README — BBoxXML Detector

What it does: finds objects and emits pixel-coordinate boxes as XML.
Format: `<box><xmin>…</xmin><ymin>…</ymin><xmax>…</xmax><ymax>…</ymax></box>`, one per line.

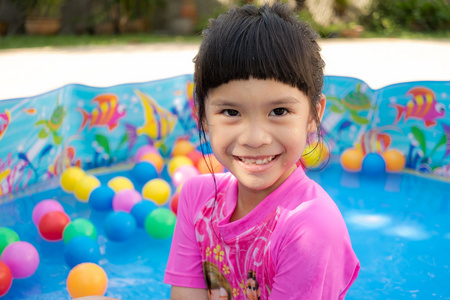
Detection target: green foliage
<box><xmin>361</xmin><ymin>0</ymin><xmax>450</xmax><ymax>34</ymax></box>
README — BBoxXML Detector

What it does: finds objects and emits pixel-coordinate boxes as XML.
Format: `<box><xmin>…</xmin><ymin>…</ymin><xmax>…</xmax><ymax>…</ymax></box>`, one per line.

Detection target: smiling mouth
<box><xmin>237</xmin><ymin>155</ymin><xmax>277</xmax><ymax>165</ymax></box>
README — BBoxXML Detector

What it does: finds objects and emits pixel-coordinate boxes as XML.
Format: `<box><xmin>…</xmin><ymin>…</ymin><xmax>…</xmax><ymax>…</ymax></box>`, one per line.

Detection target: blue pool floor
<box><xmin>0</xmin><ymin>162</ymin><xmax>449</xmax><ymax>299</ymax></box>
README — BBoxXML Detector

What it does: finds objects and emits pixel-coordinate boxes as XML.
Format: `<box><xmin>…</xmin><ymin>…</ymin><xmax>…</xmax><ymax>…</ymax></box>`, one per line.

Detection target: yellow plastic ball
<box><xmin>61</xmin><ymin>167</ymin><xmax>86</xmax><ymax>193</ymax></box>
<box><xmin>172</xmin><ymin>140</ymin><xmax>195</xmax><ymax>157</ymax></box>
<box><xmin>383</xmin><ymin>149</ymin><xmax>406</xmax><ymax>172</ymax></box>
<box><xmin>107</xmin><ymin>176</ymin><xmax>134</xmax><ymax>193</ymax></box>
<box><xmin>142</xmin><ymin>178</ymin><xmax>171</xmax><ymax>206</ymax></box>
<box><xmin>66</xmin><ymin>263</ymin><xmax>108</xmax><ymax>298</ymax></box>
<box><xmin>74</xmin><ymin>175</ymin><xmax>100</xmax><ymax>202</ymax></box>
<box><xmin>167</xmin><ymin>156</ymin><xmax>194</xmax><ymax>175</ymax></box>
<box><xmin>340</xmin><ymin>148</ymin><xmax>364</xmax><ymax>172</ymax></box>
<box><xmin>301</xmin><ymin>143</ymin><xmax>329</xmax><ymax>168</ymax></box>
<box><xmin>140</xmin><ymin>152</ymin><xmax>164</xmax><ymax>172</ymax></box>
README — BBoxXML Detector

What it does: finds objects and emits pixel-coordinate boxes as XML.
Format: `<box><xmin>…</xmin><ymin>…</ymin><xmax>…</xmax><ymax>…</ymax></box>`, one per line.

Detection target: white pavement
<box><xmin>0</xmin><ymin>38</ymin><xmax>449</xmax><ymax>100</ymax></box>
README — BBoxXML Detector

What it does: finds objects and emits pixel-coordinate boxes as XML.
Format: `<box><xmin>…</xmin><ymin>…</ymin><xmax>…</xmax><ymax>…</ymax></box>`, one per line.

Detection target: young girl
<box><xmin>164</xmin><ymin>3</ymin><xmax>359</xmax><ymax>300</ymax></box>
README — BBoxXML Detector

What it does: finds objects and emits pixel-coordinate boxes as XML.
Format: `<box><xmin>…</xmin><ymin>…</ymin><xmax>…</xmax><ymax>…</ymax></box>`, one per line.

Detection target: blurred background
<box><xmin>0</xmin><ymin>0</ymin><xmax>449</xmax><ymax>49</ymax></box>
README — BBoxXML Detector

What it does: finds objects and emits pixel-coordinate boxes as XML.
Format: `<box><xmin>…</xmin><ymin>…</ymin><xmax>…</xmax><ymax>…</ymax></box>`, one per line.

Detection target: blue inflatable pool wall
<box><xmin>0</xmin><ymin>75</ymin><xmax>449</xmax><ymax>199</ymax></box>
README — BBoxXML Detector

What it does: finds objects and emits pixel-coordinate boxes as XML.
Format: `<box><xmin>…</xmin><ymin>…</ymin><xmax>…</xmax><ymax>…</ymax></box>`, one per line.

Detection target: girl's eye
<box><xmin>222</xmin><ymin>109</ymin><xmax>240</xmax><ymax>116</ymax></box>
<box><xmin>270</xmin><ymin>108</ymin><xmax>288</xmax><ymax>116</ymax></box>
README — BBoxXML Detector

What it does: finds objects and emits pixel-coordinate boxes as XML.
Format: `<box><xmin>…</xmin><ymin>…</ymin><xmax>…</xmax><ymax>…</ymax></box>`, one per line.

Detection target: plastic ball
<box><xmin>0</xmin><ymin>261</ymin><xmax>13</xmax><ymax>297</ymax></box>
<box><xmin>197</xmin><ymin>154</ymin><xmax>224</xmax><ymax>174</ymax></box>
<box><xmin>186</xmin><ymin>150</ymin><xmax>203</xmax><ymax>166</ymax></box>
<box><xmin>140</xmin><ymin>152</ymin><xmax>164</xmax><ymax>172</ymax></box>
<box><xmin>301</xmin><ymin>143</ymin><xmax>329</xmax><ymax>168</ymax></box>
<box><xmin>89</xmin><ymin>185</ymin><xmax>115</xmax><ymax>211</ymax></box>
<box><xmin>64</xmin><ymin>236</ymin><xmax>101</xmax><ymax>268</ymax></box>
<box><xmin>103</xmin><ymin>212</ymin><xmax>137</xmax><ymax>242</ymax></box>
<box><xmin>130</xmin><ymin>200</ymin><xmax>157</xmax><ymax>228</ymax></box>
<box><xmin>130</xmin><ymin>161</ymin><xmax>159</xmax><ymax>184</ymax></box>
<box><xmin>38</xmin><ymin>211</ymin><xmax>70</xmax><ymax>242</ymax></box>
<box><xmin>0</xmin><ymin>241</ymin><xmax>39</xmax><ymax>279</ymax></box>
<box><xmin>66</xmin><ymin>263</ymin><xmax>108</xmax><ymax>298</ymax></box>
<box><xmin>107</xmin><ymin>176</ymin><xmax>134</xmax><ymax>193</ymax></box>
<box><xmin>0</xmin><ymin>228</ymin><xmax>19</xmax><ymax>255</ymax></box>
<box><xmin>383</xmin><ymin>149</ymin><xmax>406</xmax><ymax>172</ymax></box>
<box><xmin>361</xmin><ymin>153</ymin><xmax>386</xmax><ymax>176</ymax></box>
<box><xmin>32</xmin><ymin>199</ymin><xmax>65</xmax><ymax>227</ymax></box>
<box><xmin>142</xmin><ymin>179</ymin><xmax>171</xmax><ymax>206</ymax></box>
<box><xmin>74</xmin><ymin>175</ymin><xmax>101</xmax><ymax>202</ymax></box>
<box><xmin>172</xmin><ymin>139</ymin><xmax>195</xmax><ymax>157</ymax></box>
<box><xmin>340</xmin><ymin>148</ymin><xmax>364</xmax><ymax>172</ymax></box>
<box><xmin>112</xmin><ymin>189</ymin><xmax>142</xmax><ymax>213</ymax></box>
<box><xmin>60</xmin><ymin>166</ymin><xmax>86</xmax><ymax>193</ymax></box>
<box><xmin>145</xmin><ymin>208</ymin><xmax>177</xmax><ymax>239</ymax></box>
<box><xmin>170</xmin><ymin>192</ymin><xmax>179</xmax><ymax>215</ymax></box>
<box><xmin>135</xmin><ymin>145</ymin><xmax>158</xmax><ymax>162</ymax></box>
<box><xmin>63</xmin><ymin>218</ymin><xmax>97</xmax><ymax>244</ymax></box>
<box><xmin>167</xmin><ymin>156</ymin><xmax>194</xmax><ymax>175</ymax></box>
<box><xmin>172</xmin><ymin>165</ymin><xmax>199</xmax><ymax>188</ymax></box>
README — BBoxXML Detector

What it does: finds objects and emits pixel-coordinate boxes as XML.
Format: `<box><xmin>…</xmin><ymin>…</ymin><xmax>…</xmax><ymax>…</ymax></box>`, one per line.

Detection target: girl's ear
<box><xmin>307</xmin><ymin>93</ymin><xmax>327</xmax><ymax>133</ymax></box>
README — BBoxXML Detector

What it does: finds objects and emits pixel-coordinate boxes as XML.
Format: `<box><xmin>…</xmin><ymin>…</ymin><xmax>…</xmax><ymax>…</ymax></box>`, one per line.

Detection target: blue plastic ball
<box><xmin>130</xmin><ymin>162</ymin><xmax>159</xmax><ymax>184</ymax></box>
<box><xmin>361</xmin><ymin>153</ymin><xmax>386</xmax><ymax>176</ymax></box>
<box><xmin>103</xmin><ymin>211</ymin><xmax>137</xmax><ymax>242</ymax></box>
<box><xmin>89</xmin><ymin>185</ymin><xmax>115</xmax><ymax>211</ymax></box>
<box><xmin>64</xmin><ymin>236</ymin><xmax>101</xmax><ymax>268</ymax></box>
<box><xmin>131</xmin><ymin>200</ymin><xmax>157</xmax><ymax>228</ymax></box>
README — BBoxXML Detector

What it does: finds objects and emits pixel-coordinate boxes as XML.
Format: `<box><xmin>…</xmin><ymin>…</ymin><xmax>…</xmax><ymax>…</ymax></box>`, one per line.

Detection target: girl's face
<box><xmin>204</xmin><ymin>78</ymin><xmax>325</xmax><ymax>200</ymax></box>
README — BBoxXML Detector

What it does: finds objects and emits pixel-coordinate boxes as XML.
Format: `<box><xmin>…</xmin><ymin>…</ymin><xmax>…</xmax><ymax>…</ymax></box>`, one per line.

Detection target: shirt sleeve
<box><xmin>163</xmin><ymin>178</ymin><xmax>207</xmax><ymax>288</ymax></box>
<box><xmin>269</xmin><ymin>198</ymin><xmax>360</xmax><ymax>300</ymax></box>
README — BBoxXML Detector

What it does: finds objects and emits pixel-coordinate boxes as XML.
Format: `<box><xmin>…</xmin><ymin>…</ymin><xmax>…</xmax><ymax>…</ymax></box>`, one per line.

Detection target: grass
<box><xmin>0</xmin><ymin>33</ymin><xmax>203</xmax><ymax>50</ymax></box>
<box><xmin>0</xmin><ymin>30</ymin><xmax>448</xmax><ymax>51</ymax></box>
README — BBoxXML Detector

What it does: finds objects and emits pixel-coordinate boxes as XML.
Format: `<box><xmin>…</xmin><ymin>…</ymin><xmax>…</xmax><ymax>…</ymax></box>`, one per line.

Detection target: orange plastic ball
<box><xmin>66</xmin><ymin>263</ymin><xmax>108</xmax><ymax>298</ymax></box>
<box><xmin>383</xmin><ymin>149</ymin><xmax>406</xmax><ymax>172</ymax></box>
<box><xmin>340</xmin><ymin>148</ymin><xmax>364</xmax><ymax>172</ymax></box>
<box><xmin>140</xmin><ymin>152</ymin><xmax>164</xmax><ymax>172</ymax></box>
<box><xmin>172</xmin><ymin>140</ymin><xmax>195</xmax><ymax>157</ymax></box>
<box><xmin>186</xmin><ymin>150</ymin><xmax>203</xmax><ymax>166</ymax></box>
<box><xmin>197</xmin><ymin>154</ymin><xmax>224</xmax><ymax>174</ymax></box>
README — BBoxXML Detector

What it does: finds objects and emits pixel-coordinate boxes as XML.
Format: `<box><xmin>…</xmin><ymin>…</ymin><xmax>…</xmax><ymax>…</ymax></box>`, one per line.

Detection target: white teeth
<box><xmin>239</xmin><ymin>156</ymin><xmax>276</xmax><ymax>165</ymax></box>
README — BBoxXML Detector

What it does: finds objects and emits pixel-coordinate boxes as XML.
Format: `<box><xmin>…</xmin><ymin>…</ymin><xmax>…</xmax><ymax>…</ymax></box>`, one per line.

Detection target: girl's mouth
<box><xmin>237</xmin><ymin>155</ymin><xmax>277</xmax><ymax>165</ymax></box>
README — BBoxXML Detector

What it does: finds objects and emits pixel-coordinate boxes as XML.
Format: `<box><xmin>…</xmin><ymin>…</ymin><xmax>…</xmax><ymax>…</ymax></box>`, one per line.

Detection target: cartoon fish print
<box><xmin>391</xmin><ymin>87</ymin><xmax>445</xmax><ymax>127</ymax></box>
<box><xmin>48</xmin><ymin>146</ymin><xmax>81</xmax><ymax>176</ymax></box>
<box><xmin>356</xmin><ymin>129</ymin><xmax>391</xmax><ymax>155</ymax></box>
<box><xmin>135</xmin><ymin>89</ymin><xmax>178</xmax><ymax>141</ymax></box>
<box><xmin>0</xmin><ymin>109</ymin><xmax>11</xmax><ymax>140</ymax></box>
<box><xmin>22</xmin><ymin>107</ymin><xmax>37</xmax><ymax>115</ymax></box>
<box><xmin>35</xmin><ymin>97</ymin><xmax>65</xmax><ymax>145</ymax></box>
<box><xmin>78</xmin><ymin>94</ymin><xmax>126</xmax><ymax>131</ymax></box>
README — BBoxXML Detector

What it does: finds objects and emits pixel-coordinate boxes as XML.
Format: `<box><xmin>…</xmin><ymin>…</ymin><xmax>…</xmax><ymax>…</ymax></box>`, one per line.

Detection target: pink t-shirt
<box><xmin>164</xmin><ymin>167</ymin><xmax>360</xmax><ymax>299</ymax></box>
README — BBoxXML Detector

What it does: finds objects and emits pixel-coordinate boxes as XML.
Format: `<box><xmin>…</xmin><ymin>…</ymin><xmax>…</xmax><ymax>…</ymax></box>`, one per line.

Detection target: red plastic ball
<box><xmin>38</xmin><ymin>211</ymin><xmax>71</xmax><ymax>241</ymax></box>
<box><xmin>0</xmin><ymin>261</ymin><xmax>13</xmax><ymax>297</ymax></box>
<box><xmin>170</xmin><ymin>193</ymin><xmax>179</xmax><ymax>216</ymax></box>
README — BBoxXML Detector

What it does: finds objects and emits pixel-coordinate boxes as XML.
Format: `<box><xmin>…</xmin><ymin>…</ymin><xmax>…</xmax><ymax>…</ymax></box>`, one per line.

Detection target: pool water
<box><xmin>0</xmin><ymin>163</ymin><xmax>449</xmax><ymax>299</ymax></box>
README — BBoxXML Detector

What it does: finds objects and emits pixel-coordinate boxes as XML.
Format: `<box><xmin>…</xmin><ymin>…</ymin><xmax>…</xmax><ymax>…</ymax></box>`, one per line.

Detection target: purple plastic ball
<box><xmin>32</xmin><ymin>199</ymin><xmax>64</xmax><ymax>227</ymax></box>
<box><xmin>112</xmin><ymin>189</ymin><xmax>142</xmax><ymax>213</ymax></box>
<box><xmin>0</xmin><ymin>241</ymin><xmax>39</xmax><ymax>279</ymax></box>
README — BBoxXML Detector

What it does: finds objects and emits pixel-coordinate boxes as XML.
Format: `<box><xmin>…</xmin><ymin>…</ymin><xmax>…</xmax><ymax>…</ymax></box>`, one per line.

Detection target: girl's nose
<box><xmin>238</xmin><ymin>120</ymin><xmax>272</xmax><ymax>148</ymax></box>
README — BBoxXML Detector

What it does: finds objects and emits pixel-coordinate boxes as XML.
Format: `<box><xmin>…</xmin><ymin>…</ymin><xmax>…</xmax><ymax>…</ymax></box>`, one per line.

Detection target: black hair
<box><xmin>194</xmin><ymin>2</ymin><xmax>325</xmax><ymax>151</ymax></box>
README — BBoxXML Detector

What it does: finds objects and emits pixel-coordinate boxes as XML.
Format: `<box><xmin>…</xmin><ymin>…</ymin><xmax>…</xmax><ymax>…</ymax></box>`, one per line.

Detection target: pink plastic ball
<box><xmin>112</xmin><ymin>189</ymin><xmax>143</xmax><ymax>213</ymax></box>
<box><xmin>0</xmin><ymin>241</ymin><xmax>39</xmax><ymax>279</ymax></box>
<box><xmin>135</xmin><ymin>145</ymin><xmax>158</xmax><ymax>162</ymax></box>
<box><xmin>172</xmin><ymin>165</ymin><xmax>199</xmax><ymax>188</ymax></box>
<box><xmin>32</xmin><ymin>199</ymin><xmax>65</xmax><ymax>227</ymax></box>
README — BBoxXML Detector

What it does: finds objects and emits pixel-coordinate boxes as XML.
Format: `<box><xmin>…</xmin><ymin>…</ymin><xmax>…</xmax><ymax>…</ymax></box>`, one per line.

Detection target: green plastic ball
<box><xmin>0</xmin><ymin>227</ymin><xmax>19</xmax><ymax>255</ymax></box>
<box><xmin>144</xmin><ymin>208</ymin><xmax>176</xmax><ymax>239</ymax></box>
<box><xmin>63</xmin><ymin>218</ymin><xmax>97</xmax><ymax>244</ymax></box>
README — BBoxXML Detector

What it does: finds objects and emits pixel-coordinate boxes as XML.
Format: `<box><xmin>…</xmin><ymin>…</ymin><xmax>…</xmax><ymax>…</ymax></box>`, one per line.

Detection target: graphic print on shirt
<box><xmin>203</xmin><ymin>261</ymin><xmax>232</xmax><ymax>300</ymax></box>
<box><xmin>194</xmin><ymin>189</ymin><xmax>279</xmax><ymax>299</ymax></box>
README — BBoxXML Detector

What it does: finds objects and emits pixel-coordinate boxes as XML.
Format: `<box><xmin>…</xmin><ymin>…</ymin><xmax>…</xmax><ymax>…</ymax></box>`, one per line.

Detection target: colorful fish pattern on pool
<box><xmin>78</xmin><ymin>94</ymin><xmax>126</xmax><ymax>131</ymax></box>
<box><xmin>0</xmin><ymin>109</ymin><xmax>11</xmax><ymax>140</ymax></box>
<box><xmin>391</xmin><ymin>87</ymin><xmax>445</xmax><ymax>127</ymax></box>
<box><xmin>135</xmin><ymin>89</ymin><xmax>178</xmax><ymax>141</ymax></box>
